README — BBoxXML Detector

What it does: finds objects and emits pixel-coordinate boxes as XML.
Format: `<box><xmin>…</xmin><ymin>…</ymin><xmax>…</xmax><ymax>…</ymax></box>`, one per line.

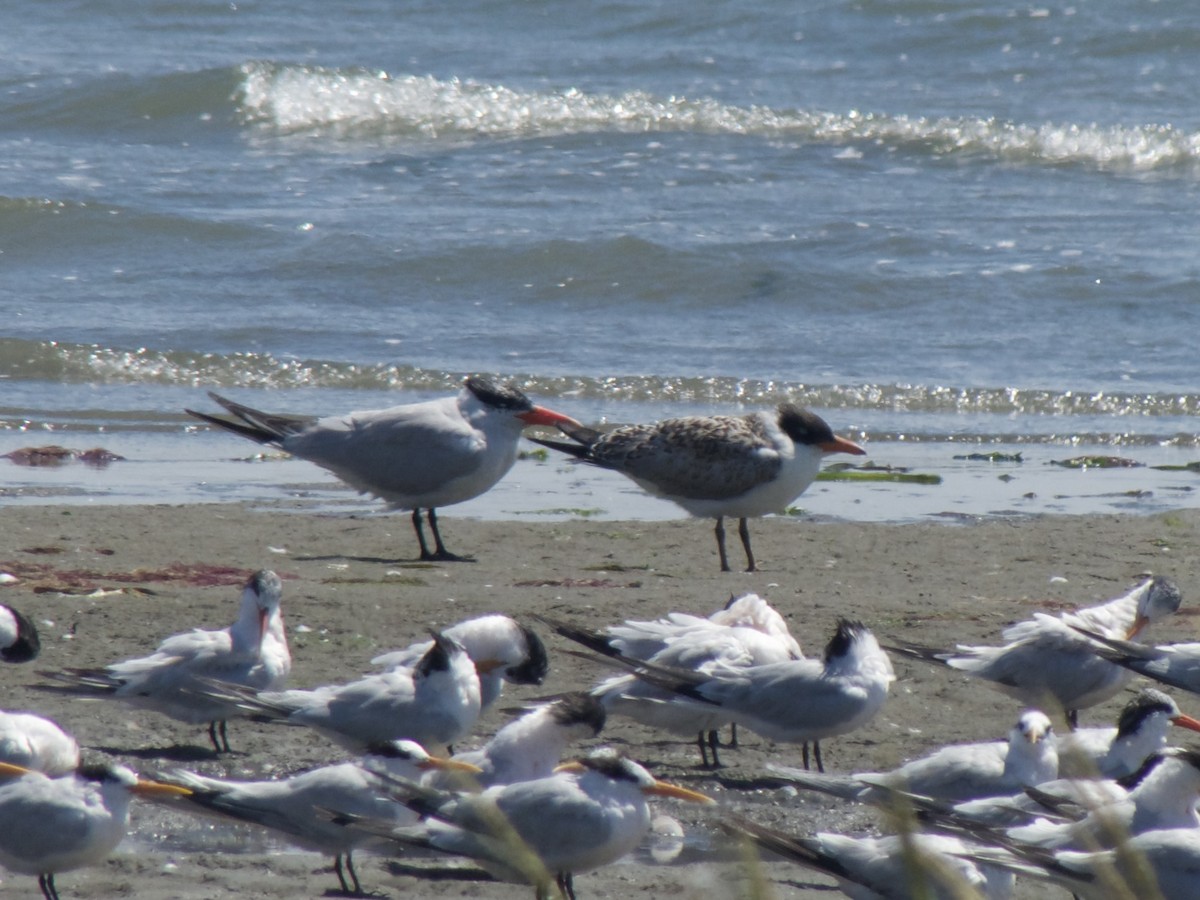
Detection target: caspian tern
<box><xmin>0</xmin><ymin>762</ymin><xmax>190</xmax><ymax>900</ymax></box>
<box><xmin>887</xmin><ymin>576</ymin><xmax>1182</xmax><ymax>728</ymax></box>
<box><xmin>187</xmin><ymin>376</ymin><xmax>580</xmax><ymax>562</ymax></box>
<box><xmin>529</xmin><ymin>404</ymin><xmax>865</xmax><ymax>571</ymax></box>
<box><xmin>433</xmin><ymin>693</ymin><xmax>607</xmax><ymax>789</ymax></box>
<box><xmin>0</xmin><ymin>603</ymin><xmax>40</xmax><ymax>663</ymax></box>
<box><xmin>588</xmin><ymin>593</ymin><xmax>803</xmax><ymax>766</ymax></box>
<box><xmin>0</xmin><ymin>712</ymin><xmax>80</xmax><ymax>777</ymax></box>
<box><xmin>207</xmin><ymin>630</ymin><xmax>482</xmax><ymax>753</ymax></box>
<box><xmin>370</xmin><ymin>614</ymin><xmax>549</xmax><ymax>711</ymax></box>
<box><xmin>37</xmin><ymin>570</ymin><xmax>290</xmax><ymax>752</ymax></box>
<box><xmin>768</xmin><ymin>709</ymin><xmax>1058</xmax><ymax>804</ymax></box>
<box><xmin>338</xmin><ymin>747</ymin><xmax>713</xmax><ymax>900</ymax></box>
<box><xmin>162</xmin><ymin>740</ymin><xmax>481</xmax><ymax>895</ymax></box>
<box><xmin>1057</xmin><ymin>688</ymin><xmax>1200</xmax><ymax>779</ymax></box>
<box><xmin>721</xmin><ymin>812</ymin><xmax>1014</xmax><ymax>900</ymax></box>
<box><xmin>545</xmin><ymin>615</ymin><xmax>894</xmax><ymax>772</ymax></box>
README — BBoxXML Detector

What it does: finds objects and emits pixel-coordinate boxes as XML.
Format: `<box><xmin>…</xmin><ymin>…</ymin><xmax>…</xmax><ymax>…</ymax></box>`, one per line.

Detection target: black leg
<box><xmin>412</xmin><ymin>509</ymin><xmax>435</xmax><ymax>560</ymax></box>
<box><xmin>345</xmin><ymin>851</ymin><xmax>363</xmax><ymax>895</ymax></box>
<box><xmin>218</xmin><ymin>719</ymin><xmax>232</xmax><ymax>753</ymax></box>
<box><xmin>802</xmin><ymin>741</ymin><xmax>810</xmax><ymax>771</ymax></box>
<box><xmin>1067</xmin><ymin>708</ymin><xmax>1079</xmax><ymax>731</ymax></box>
<box><xmin>728</xmin><ymin>722</ymin><xmax>739</xmax><ymax>748</ymax></box>
<box><xmin>706</xmin><ymin>729</ymin><xmax>723</xmax><ymax>768</ymax></box>
<box><xmin>738</xmin><ymin>517</ymin><xmax>756</xmax><ymax>572</ymax></box>
<box><xmin>696</xmin><ymin>731</ymin><xmax>710</xmax><ymax>767</ymax></box>
<box><xmin>814</xmin><ymin>740</ymin><xmax>825</xmax><ymax>773</ymax></box>
<box><xmin>207</xmin><ymin>721</ymin><xmax>222</xmax><ymax>753</ymax></box>
<box><xmin>333</xmin><ymin>854</ymin><xmax>351</xmax><ymax>894</ymax></box>
<box><xmin>714</xmin><ymin>517</ymin><xmax>731</xmax><ymax>571</ymax></box>
<box><xmin>39</xmin><ymin>874</ymin><xmax>55</xmax><ymax>900</ymax></box>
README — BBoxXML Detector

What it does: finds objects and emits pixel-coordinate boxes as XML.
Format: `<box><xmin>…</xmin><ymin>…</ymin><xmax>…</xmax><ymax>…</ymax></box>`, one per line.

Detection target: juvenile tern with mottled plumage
<box><xmin>530</xmin><ymin>404</ymin><xmax>864</xmax><ymax>571</ymax></box>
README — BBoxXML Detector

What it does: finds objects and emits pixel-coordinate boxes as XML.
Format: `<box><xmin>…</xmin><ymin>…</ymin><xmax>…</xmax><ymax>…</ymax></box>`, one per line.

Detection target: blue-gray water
<box><xmin>3</xmin><ymin>1</ymin><xmax>1199</xmax><ymax>521</ymax></box>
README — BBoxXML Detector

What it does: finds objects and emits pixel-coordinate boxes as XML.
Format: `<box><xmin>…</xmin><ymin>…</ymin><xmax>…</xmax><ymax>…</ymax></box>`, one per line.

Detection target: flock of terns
<box><xmin>0</xmin><ymin>376</ymin><xmax>1199</xmax><ymax>898</ymax></box>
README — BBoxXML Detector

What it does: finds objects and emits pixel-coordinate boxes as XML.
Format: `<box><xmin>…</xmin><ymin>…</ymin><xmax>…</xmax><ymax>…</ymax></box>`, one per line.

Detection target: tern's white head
<box><xmin>1004</xmin><ymin>710</ymin><xmax>1058</xmax><ymax>785</ymax></box>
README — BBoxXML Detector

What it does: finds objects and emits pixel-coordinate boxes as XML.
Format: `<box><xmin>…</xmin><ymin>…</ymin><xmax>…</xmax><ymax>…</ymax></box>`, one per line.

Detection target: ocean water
<box><xmin>2</xmin><ymin>1</ymin><xmax>1199</xmax><ymax>522</ymax></box>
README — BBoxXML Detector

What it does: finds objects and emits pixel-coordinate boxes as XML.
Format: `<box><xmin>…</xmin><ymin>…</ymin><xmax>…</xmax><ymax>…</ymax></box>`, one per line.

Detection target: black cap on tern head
<box><xmin>465</xmin><ymin>376</ymin><xmax>534</xmax><ymax>413</ymax></box>
<box><xmin>776</xmin><ymin>404</ymin><xmax>837</xmax><ymax>447</ymax></box>
<box><xmin>824</xmin><ymin>618</ymin><xmax>867</xmax><ymax>664</ymax></box>
<box><xmin>505</xmin><ymin>624</ymin><xmax>550</xmax><ymax>685</ymax></box>
<box><xmin>0</xmin><ymin>604</ymin><xmax>40</xmax><ymax>663</ymax></box>
<box><xmin>1115</xmin><ymin>689</ymin><xmax>1177</xmax><ymax>740</ymax></box>
<box><xmin>550</xmin><ymin>692</ymin><xmax>607</xmax><ymax>737</ymax></box>
<box><xmin>417</xmin><ymin>630</ymin><xmax>460</xmax><ymax>678</ymax></box>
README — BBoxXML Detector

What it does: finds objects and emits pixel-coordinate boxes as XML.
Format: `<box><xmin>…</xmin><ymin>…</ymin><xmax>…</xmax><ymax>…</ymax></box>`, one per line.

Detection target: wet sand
<box><xmin>2</xmin><ymin>502</ymin><xmax>1200</xmax><ymax>898</ymax></box>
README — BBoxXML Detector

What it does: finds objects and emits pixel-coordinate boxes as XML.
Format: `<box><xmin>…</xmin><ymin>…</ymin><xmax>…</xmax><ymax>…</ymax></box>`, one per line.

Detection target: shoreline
<box><xmin>2</xmin><ymin>503</ymin><xmax>1200</xmax><ymax>897</ymax></box>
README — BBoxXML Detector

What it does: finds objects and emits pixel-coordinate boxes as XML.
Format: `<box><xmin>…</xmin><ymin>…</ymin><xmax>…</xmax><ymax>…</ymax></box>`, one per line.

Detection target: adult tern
<box><xmin>1069</xmin><ymin>624</ymin><xmax>1200</xmax><ymax>697</ymax></box>
<box><xmin>164</xmin><ymin>740</ymin><xmax>481</xmax><ymax>895</ymax></box>
<box><xmin>721</xmin><ymin>812</ymin><xmax>1014</xmax><ymax>900</ymax></box>
<box><xmin>0</xmin><ymin>603</ymin><xmax>40</xmax><ymax>663</ymax></box>
<box><xmin>589</xmin><ymin>593</ymin><xmax>803</xmax><ymax>766</ymax></box>
<box><xmin>0</xmin><ymin>762</ymin><xmax>189</xmax><ymax>900</ymax></box>
<box><xmin>545</xmin><ymin>615</ymin><xmax>894</xmax><ymax>772</ymax></box>
<box><xmin>338</xmin><ymin>747</ymin><xmax>713</xmax><ymax>900</ymax></box>
<box><xmin>187</xmin><ymin>376</ymin><xmax>580</xmax><ymax>562</ymax></box>
<box><xmin>434</xmin><ymin>693</ymin><xmax>606</xmax><ymax>789</ymax></box>
<box><xmin>0</xmin><ymin>712</ymin><xmax>80</xmax><ymax>776</ymax></box>
<box><xmin>1057</xmin><ymin>688</ymin><xmax>1200</xmax><ymax>779</ymax></box>
<box><xmin>529</xmin><ymin>404</ymin><xmax>864</xmax><ymax>571</ymax></box>
<box><xmin>207</xmin><ymin>630</ymin><xmax>481</xmax><ymax>753</ymax></box>
<box><xmin>38</xmin><ymin>570</ymin><xmax>290</xmax><ymax>752</ymax></box>
<box><xmin>888</xmin><ymin>576</ymin><xmax>1182</xmax><ymax>728</ymax></box>
<box><xmin>768</xmin><ymin>709</ymin><xmax>1058</xmax><ymax>804</ymax></box>
<box><xmin>370</xmin><ymin>614</ymin><xmax>549</xmax><ymax>710</ymax></box>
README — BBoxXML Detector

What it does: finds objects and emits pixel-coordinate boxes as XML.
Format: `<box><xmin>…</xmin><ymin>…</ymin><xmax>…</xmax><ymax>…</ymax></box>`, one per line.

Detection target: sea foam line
<box><xmin>235</xmin><ymin>61</ymin><xmax>1200</xmax><ymax>171</ymax></box>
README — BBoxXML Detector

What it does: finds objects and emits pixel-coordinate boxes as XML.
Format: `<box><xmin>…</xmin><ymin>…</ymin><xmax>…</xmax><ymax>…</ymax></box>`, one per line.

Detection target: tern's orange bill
<box><xmin>422</xmin><ymin>756</ymin><xmax>484</xmax><ymax>774</ymax></box>
<box><xmin>643</xmin><ymin>780</ymin><xmax>717</xmax><ymax>805</ymax></box>
<box><xmin>132</xmin><ymin>779</ymin><xmax>193</xmax><ymax>798</ymax></box>
<box><xmin>1171</xmin><ymin>714</ymin><xmax>1200</xmax><ymax>733</ymax></box>
<box><xmin>820</xmin><ymin>435</ymin><xmax>867</xmax><ymax>456</ymax></box>
<box><xmin>517</xmin><ymin>406</ymin><xmax>582</xmax><ymax>429</ymax></box>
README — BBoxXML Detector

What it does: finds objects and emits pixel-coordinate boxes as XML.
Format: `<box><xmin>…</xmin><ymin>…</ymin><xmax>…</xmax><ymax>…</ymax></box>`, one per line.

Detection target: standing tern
<box><xmin>887</xmin><ymin>576</ymin><xmax>1182</xmax><ymax>728</ymax></box>
<box><xmin>163</xmin><ymin>739</ymin><xmax>481</xmax><ymax>895</ymax></box>
<box><xmin>433</xmin><ymin>693</ymin><xmax>607</xmax><ymax>789</ymax></box>
<box><xmin>370</xmin><ymin>614</ymin><xmax>549</xmax><ymax>711</ymax></box>
<box><xmin>529</xmin><ymin>404</ymin><xmax>865</xmax><ymax>571</ymax></box>
<box><xmin>340</xmin><ymin>747</ymin><xmax>713</xmax><ymax>900</ymax></box>
<box><xmin>206</xmin><ymin>630</ymin><xmax>482</xmax><ymax>753</ymax></box>
<box><xmin>0</xmin><ymin>712</ymin><xmax>80</xmax><ymax>777</ymax></box>
<box><xmin>768</xmin><ymin>709</ymin><xmax>1058</xmax><ymax>804</ymax></box>
<box><xmin>37</xmin><ymin>569</ymin><xmax>290</xmax><ymax>752</ymax></box>
<box><xmin>186</xmin><ymin>376</ymin><xmax>580</xmax><ymax>562</ymax></box>
<box><xmin>0</xmin><ymin>762</ymin><xmax>190</xmax><ymax>900</ymax></box>
<box><xmin>1056</xmin><ymin>688</ymin><xmax>1200</xmax><ymax>779</ymax></box>
<box><xmin>588</xmin><ymin>594</ymin><xmax>803</xmax><ymax>766</ymax></box>
<box><xmin>720</xmin><ymin>812</ymin><xmax>1014</xmax><ymax>900</ymax></box>
<box><xmin>545</xmin><ymin>615</ymin><xmax>894</xmax><ymax>772</ymax></box>
<box><xmin>0</xmin><ymin>603</ymin><xmax>40</xmax><ymax>663</ymax></box>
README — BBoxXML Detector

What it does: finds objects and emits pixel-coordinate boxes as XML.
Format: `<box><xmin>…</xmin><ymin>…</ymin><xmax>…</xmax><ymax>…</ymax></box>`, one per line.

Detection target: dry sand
<box><xmin>3</xmin><ymin>501</ymin><xmax>1200</xmax><ymax>898</ymax></box>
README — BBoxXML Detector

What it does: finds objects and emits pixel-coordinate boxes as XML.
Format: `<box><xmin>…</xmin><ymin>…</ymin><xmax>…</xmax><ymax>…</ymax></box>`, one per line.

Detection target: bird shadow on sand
<box><xmin>382</xmin><ymin>861</ymin><xmax>494</xmax><ymax>883</ymax></box>
<box><xmin>291</xmin><ymin>553</ymin><xmax>449</xmax><ymax>567</ymax></box>
<box><xmin>89</xmin><ymin>743</ymin><xmax>219</xmax><ymax>763</ymax></box>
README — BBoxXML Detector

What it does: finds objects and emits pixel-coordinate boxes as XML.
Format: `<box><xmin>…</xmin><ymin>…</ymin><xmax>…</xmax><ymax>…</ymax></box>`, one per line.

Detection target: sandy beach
<box><xmin>2</xmin><ymin>501</ymin><xmax>1199</xmax><ymax>898</ymax></box>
